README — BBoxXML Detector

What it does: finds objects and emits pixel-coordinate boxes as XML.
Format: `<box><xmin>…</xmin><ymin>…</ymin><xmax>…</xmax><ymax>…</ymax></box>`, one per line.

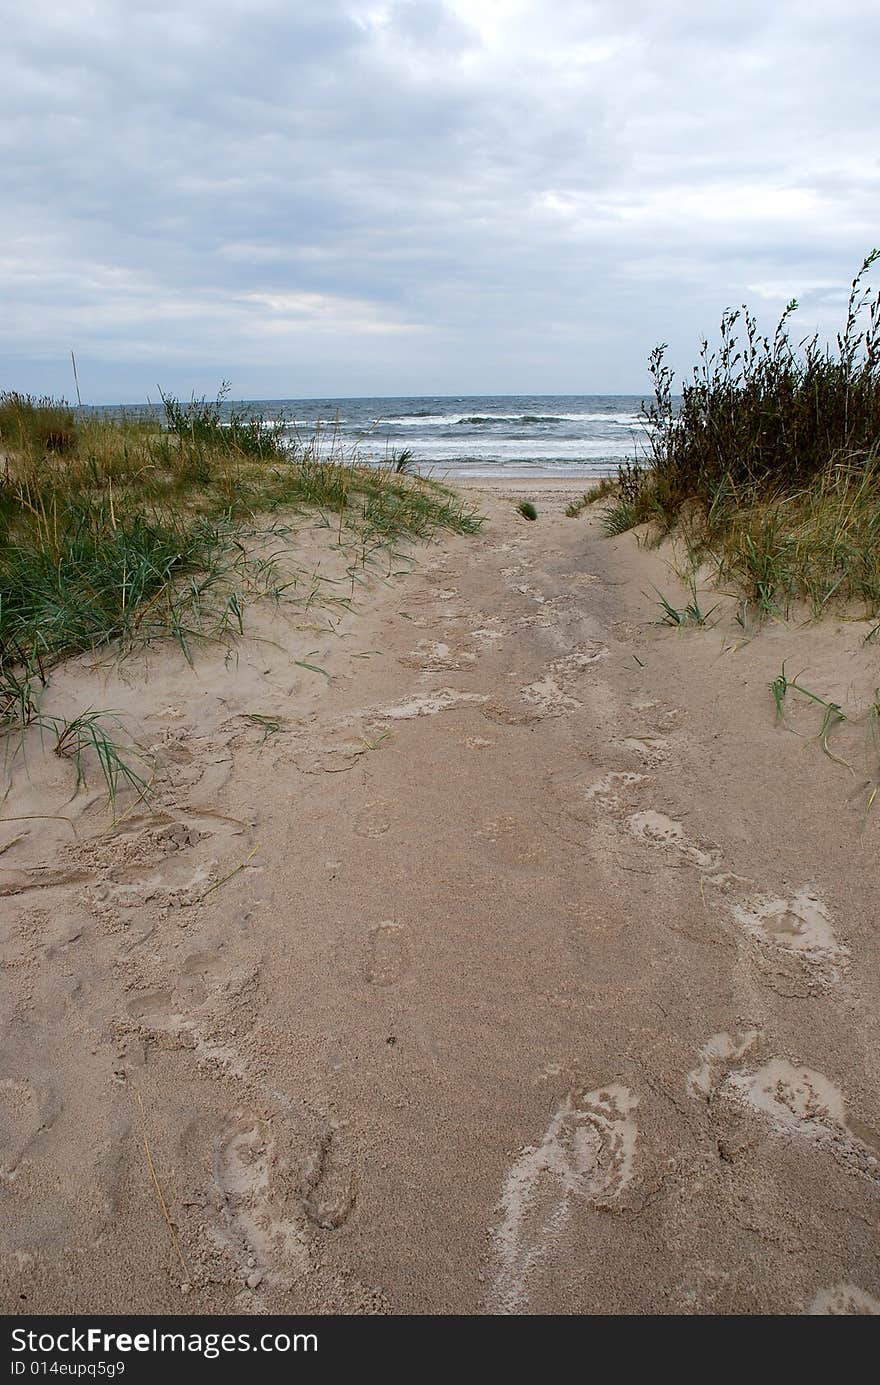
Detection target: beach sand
<box><xmin>1</xmin><ymin>480</ymin><xmax>879</xmax><ymax>1315</ymax></box>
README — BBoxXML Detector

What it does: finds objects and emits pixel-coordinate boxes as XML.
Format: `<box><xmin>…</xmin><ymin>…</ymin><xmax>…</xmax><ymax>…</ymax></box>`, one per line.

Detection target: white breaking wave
<box><xmin>367</xmin><ymin>411</ymin><xmax>645</xmax><ymax>428</ymax></box>
<box><xmin>376</xmin><ymin>413</ymin><xmax>467</xmax><ymax>426</ymax></box>
<box><xmin>556</xmin><ymin>412</ymin><xmax>643</xmax><ymax>424</ymax></box>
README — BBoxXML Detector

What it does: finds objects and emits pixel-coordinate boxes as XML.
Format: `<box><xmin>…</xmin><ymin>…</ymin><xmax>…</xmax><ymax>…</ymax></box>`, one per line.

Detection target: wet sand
<box><xmin>1</xmin><ymin>481</ymin><xmax>879</xmax><ymax>1315</ymax></box>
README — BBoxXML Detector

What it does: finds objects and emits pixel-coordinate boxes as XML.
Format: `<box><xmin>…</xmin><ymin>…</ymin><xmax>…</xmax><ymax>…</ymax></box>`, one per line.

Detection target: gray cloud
<box><xmin>1</xmin><ymin>0</ymin><xmax>878</xmax><ymax>400</ymax></box>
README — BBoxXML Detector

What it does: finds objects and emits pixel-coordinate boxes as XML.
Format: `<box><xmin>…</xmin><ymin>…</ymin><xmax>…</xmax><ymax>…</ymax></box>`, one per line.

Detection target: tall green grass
<box><xmin>159</xmin><ymin>380</ymin><xmax>287</xmax><ymax>460</ymax></box>
<box><xmin>601</xmin><ymin>253</ymin><xmax>880</xmax><ymax>615</ymax></box>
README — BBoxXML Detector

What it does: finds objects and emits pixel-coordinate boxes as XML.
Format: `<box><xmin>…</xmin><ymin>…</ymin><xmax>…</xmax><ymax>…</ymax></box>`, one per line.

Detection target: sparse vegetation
<box><xmin>50</xmin><ymin>708</ymin><xmax>153</xmax><ymax>802</ymax></box>
<box><xmin>651</xmin><ymin>577</ymin><xmax>716</xmax><ymax>628</ymax></box>
<box><xmin>770</xmin><ymin>665</ymin><xmax>849</xmax><ymax>766</ymax></box>
<box><xmin>768</xmin><ymin>665</ymin><xmax>880</xmax><ymax>806</ymax></box>
<box><xmin>600</xmin><ymin>499</ymin><xmax>638</xmax><ymax>537</ymax></box>
<box><xmin>517</xmin><ymin>500</ymin><xmax>538</xmax><ymax>521</ymax></box>
<box><xmin>242</xmin><ymin>712</ymin><xmax>285</xmax><ymax>745</ymax></box>
<box><xmin>159</xmin><ymin>381</ymin><xmax>286</xmax><ymax>460</ymax></box>
<box><xmin>0</xmin><ymin>667</ymin><xmax>150</xmax><ymax>812</ymax></box>
<box><xmin>565</xmin><ymin>477</ymin><xmax>616</xmax><ymax>518</ymax></box>
<box><xmin>589</xmin><ymin>253</ymin><xmax>880</xmax><ymax>617</ymax></box>
<box><xmin>390</xmin><ymin>448</ymin><xmax>416</xmax><ymax>474</ymax></box>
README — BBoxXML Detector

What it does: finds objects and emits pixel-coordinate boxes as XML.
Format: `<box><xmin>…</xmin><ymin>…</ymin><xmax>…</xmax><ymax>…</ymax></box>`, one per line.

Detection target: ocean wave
<box><xmin>458</xmin><ymin>414</ymin><xmax>566</xmax><ymax>425</ymax></box>
<box><xmin>558</xmin><ymin>412</ymin><xmax>644</xmax><ymax>425</ymax></box>
<box><xmin>279</xmin><ymin>418</ymin><xmax>348</xmax><ymax>429</ymax></box>
<box><xmin>345</xmin><ymin>410</ymin><xmax>647</xmax><ymax>430</ymax></box>
<box><xmin>456</xmin><ymin>414</ymin><xmax>563</xmax><ymax>425</ymax></box>
<box><xmin>355</xmin><ymin>435</ymin><xmax>644</xmax><ymax>461</ymax></box>
<box><xmin>430</xmin><ymin>412</ymin><xmax>647</xmax><ymax>427</ymax></box>
<box><xmin>378</xmin><ymin>413</ymin><xmax>464</xmax><ymax>426</ymax></box>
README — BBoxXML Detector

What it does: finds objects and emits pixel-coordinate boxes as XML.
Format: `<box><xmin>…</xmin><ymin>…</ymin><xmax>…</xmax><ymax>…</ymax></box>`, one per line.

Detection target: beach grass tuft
<box><xmin>600</xmin><ymin>499</ymin><xmax>638</xmax><ymax>536</ymax></box>
<box><xmin>651</xmin><ymin>577</ymin><xmax>716</xmax><ymax>629</ymax></box>
<box><xmin>592</xmin><ymin>253</ymin><xmax>880</xmax><ymax>616</ymax></box>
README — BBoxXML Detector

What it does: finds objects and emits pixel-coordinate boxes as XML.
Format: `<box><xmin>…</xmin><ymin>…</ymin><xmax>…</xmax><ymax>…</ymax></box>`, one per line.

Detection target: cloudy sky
<box><xmin>2</xmin><ymin>0</ymin><xmax>878</xmax><ymax>402</ymax></box>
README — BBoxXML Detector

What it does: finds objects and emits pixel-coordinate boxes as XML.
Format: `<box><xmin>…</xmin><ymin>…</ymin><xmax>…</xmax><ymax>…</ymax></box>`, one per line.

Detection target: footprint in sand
<box><xmin>481</xmin><ymin>699</ymin><xmax>542</xmax><ymax>727</ymax></box>
<box><xmin>612</xmin><ymin>735</ymin><xmax>671</xmax><ymax>765</ymax></box>
<box><xmin>124</xmin><ymin>962</ymin><xmax>258</xmax><ymax>1079</ymax></box>
<box><xmin>301</xmin><ymin>1125</ymin><xmax>357</xmax><ymax>1230</ymax></box>
<box><xmin>631</xmin><ymin>699</ymin><xmax>684</xmax><ymax>733</ymax></box>
<box><xmin>519</xmin><ymin>645</ymin><xmax>609</xmax><ymax>718</ymax></box>
<box><xmin>551</xmin><ymin>644</ymin><xmax>608</xmax><ymax>673</ymax></box>
<box><xmin>92</xmin><ymin>1115</ymin><xmax>133</xmax><ymax>1220</ymax></box>
<box><xmin>808</xmin><ymin>1284</ymin><xmax>880</xmax><ymax>1314</ymax></box>
<box><xmin>578</xmin><ymin>770</ymin><xmax>650</xmax><ymax>813</ymax></box>
<box><xmin>545</xmin><ymin>768</ymin><xmax>650</xmax><ymax>827</ymax></box>
<box><xmin>158</xmin><ymin>735</ymin><xmax>235</xmax><ymax>806</ymax></box>
<box><xmin>368</xmin><ymin>689</ymin><xmax>487</xmax><ymax>722</ymax></box>
<box><xmin>211</xmin><ymin>1114</ymin><xmax>310</xmax><ymax>1295</ymax></box>
<box><xmin>399</xmin><ymin>640</ymin><xmax>476</xmax><ymax>672</ymax></box>
<box><xmin>520</xmin><ymin>677</ymin><xmax>581</xmax><ymax>716</ymax></box>
<box><xmin>0</xmin><ymin>1075</ymin><xmax>62</xmax><ymax>1181</ymax></box>
<box><xmin>126</xmin><ymin>988</ymin><xmax>175</xmax><ymax>1021</ymax></box>
<box><xmin>291</xmin><ymin>737</ymin><xmax>369</xmax><ymax>775</ymax></box>
<box><xmin>184</xmin><ymin>756</ymin><xmax>235</xmax><ymax>806</ymax></box>
<box><xmin>83</xmin><ymin>857</ymin><xmax>218</xmax><ymax>920</ymax></box>
<box><xmin>364</xmin><ymin>921</ymin><xmax>412</xmax><ymax>986</ymax></box>
<box><xmin>477</xmin><ymin>815</ymin><xmax>546</xmax><ymax>867</ymax></box>
<box><xmin>685</xmin><ymin>1030</ymin><xmax>762</xmax><ymax>1098</ymax></box>
<box><xmin>728</xmin><ymin>890</ymin><xmax>848</xmax><ymax>985</ymax></box>
<box><xmin>354</xmin><ymin>799</ymin><xmax>394</xmax><ymax>839</ymax></box>
<box><xmin>626</xmin><ymin>810</ymin><xmax>721</xmax><ymax>871</ymax></box>
<box><xmin>490</xmin><ymin>1083</ymin><xmax>639</xmax><ymax>1313</ymax></box>
<box><xmin>183</xmin><ymin>1094</ymin><xmax>358</xmax><ymax>1302</ymax></box>
<box><xmin>688</xmin><ymin>1043</ymin><xmax>880</xmax><ymax>1179</ymax></box>
<box><xmin>727</xmin><ymin>1059</ymin><xmax>856</xmax><ymax>1146</ymax></box>
<box><xmin>178</xmin><ymin>949</ymin><xmax>228</xmax><ymax>1005</ymax></box>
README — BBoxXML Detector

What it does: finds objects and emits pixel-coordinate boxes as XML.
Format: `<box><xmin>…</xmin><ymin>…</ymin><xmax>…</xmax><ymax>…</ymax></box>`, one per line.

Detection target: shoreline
<box><xmin>450</xmin><ymin>474</ymin><xmax>591</xmax><ymax>493</ymax></box>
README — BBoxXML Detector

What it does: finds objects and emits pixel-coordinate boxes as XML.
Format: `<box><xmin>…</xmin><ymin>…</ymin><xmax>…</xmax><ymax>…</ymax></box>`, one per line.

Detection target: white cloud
<box><xmin>1</xmin><ymin>0</ymin><xmax>878</xmax><ymax>398</ymax></box>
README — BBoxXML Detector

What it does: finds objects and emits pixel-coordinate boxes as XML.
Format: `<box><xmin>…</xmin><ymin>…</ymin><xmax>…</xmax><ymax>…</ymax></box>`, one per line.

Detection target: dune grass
<box><xmin>0</xmin><ymin>388</ymin><xmax>482</xmax><ymax>671</ymax></box>
<box><xmin>0</xmin><ymin>388</ymin><xmax>482</xmax><ymax>798</ymax></box>
<box><xmin>594</xmin><ymin>253</ymin><xmax>880</xmax><ymax>617</ymax></box>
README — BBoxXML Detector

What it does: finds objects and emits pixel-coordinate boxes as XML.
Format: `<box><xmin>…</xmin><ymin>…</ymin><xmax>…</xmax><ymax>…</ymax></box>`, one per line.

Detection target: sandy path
<box><xmin>1</xmin><ymin>487</ymin><xmax>879</xmax><ymax>1315</ymax></box>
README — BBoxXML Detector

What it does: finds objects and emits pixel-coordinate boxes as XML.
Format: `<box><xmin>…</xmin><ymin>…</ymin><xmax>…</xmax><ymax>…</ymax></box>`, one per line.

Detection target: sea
<box><xmin>102</xmin><ymin>393</ymin><xmax>653</xmax><ymax>480</ymax></box>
